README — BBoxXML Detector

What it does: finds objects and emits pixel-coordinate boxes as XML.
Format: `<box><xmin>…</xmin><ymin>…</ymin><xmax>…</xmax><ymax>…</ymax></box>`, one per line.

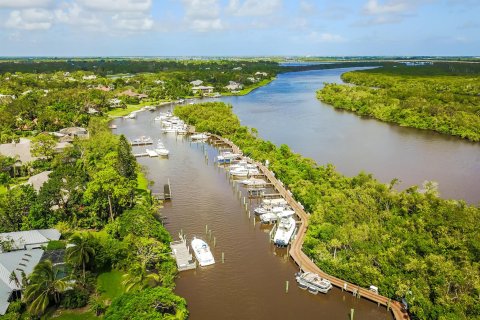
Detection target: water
<box><xmin>214</xmin><ymin>68</ymin><xmax>480</xmax><ymax>204</ymax></box>
<box><xmin>112</xmin><ymin>112</ymin><xmax>392</xmax><ymax>320</ymax></box>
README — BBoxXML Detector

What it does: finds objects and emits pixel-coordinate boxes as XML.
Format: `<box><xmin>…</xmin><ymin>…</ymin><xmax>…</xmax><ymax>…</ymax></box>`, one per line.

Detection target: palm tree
<box><xmin>122</xmin><ymin>264</ymin><xmax>162</xmax><ymax>293</ymax></box>
<box><xmin>66</xmin><ymin>233</ymin><xmax>95</xmax><ymax>282</ymax></box>
<box><xmin>23</xmin><ymin>260</ymin><xmax>68</xmax><ymax>316</ymax></box>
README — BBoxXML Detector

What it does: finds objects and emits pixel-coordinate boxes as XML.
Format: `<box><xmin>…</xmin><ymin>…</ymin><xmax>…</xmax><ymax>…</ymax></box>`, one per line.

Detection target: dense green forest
<box><xmin>316</xmin><ymin>63</ymin><xmax>480</xmax><ymax>141</ymax></box>
<box><xmin>174</xmin><ymin>102</ymin><xmax>480</xmax><ymax>320</ymax></box>
<box><xmin>0</xmin><ymin>119</ymin><xmax>187</xmax><ymax>319</ymax></box>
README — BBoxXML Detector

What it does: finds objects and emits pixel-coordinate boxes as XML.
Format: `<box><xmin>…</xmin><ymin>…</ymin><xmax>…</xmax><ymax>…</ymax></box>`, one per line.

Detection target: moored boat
<box><xmin>295</xmin><ymin>272</ymin><xmax>333</xmax><ymax>294</ymax></box>
<box><xmin>273</xmin><ymin>217</ymin><xmax>296</xmax><ymax>247</ymax></box>
<box><xmin>191</xmin><ymin>237</ymin><xmax>215</xmax><ymax>267</ymax></box>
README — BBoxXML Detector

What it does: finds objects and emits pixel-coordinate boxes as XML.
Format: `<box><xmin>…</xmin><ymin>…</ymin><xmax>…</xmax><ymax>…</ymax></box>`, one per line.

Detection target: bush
<box><xmin>61</xmin><ymin>286</ymin><xmax>89</xmax><ymax>309</ymax></box>
<box><xmin>46</xmin><ymin>240</ymin><xmax>66</xmax><ymax>250</ymax></box>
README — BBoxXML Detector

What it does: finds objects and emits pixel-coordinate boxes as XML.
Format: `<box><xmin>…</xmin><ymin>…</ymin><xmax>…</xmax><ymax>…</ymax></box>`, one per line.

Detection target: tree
<box><xmin>117</xmin><ymin>134</ymin><xmax>137</xmax><ymax>181</ymax></box>
<box><xmin>105</xmin><ymin>287</ymin><xmax>188</xmax><ymax>320</ymax></box>
<box><xmin>31</xmin><ymin>133</ymin><xmax>57</xmax><ymax>159</ymax></box>
<box><xmin>23</xmin><ymin>260</ymin><xmax>68</xmax><ymax>316</ymax></box>
<box><xmin>122</xmin><ymin>263</ymin><xmax>162</xmax><ymax>293</ymax></box>
<box><xmin>66</xmin><ymin>233</ymin><xmax>95</xmax><ymax>282</ymax></box>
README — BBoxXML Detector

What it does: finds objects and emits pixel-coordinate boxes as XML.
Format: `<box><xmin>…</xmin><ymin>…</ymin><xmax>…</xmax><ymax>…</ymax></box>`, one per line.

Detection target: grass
<box><xmin>0</xmin><ymin>185</ymin><xmax>6</xmax><ymax>195</ymax></box>
<box><xmin>97</xmin><ymin>270</ymin><xmax>125</xmax><ymax>302</ymax></box>
<box><xmin>106</xmin><ymin>100</ymin><xmax>170</xmax><ymax>117</ymax></box>
<box><xmin>136</xmin><ymin>170</ymin><xmax>149</xmax><ymax>192</ymax></box>
<box><xmin>223</xmin><ymin>78</ymin><xmax>275</xmax><ymax>96</ymax></box>
<box><xmin>47</xmin><ymin>309</ymin><xmax>98</xmax><ymax>320</ymax></box>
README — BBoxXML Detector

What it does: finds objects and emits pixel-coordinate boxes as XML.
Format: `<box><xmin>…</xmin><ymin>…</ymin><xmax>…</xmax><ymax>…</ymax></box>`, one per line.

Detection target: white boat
<box><xmin>145</xmin><ymin>149</ymin><xmax>158</xmax><ymax>157</ymax></box>
<box><xmin>191</xmin><ymin>237</ymin><xmax>215</xmax><ymax>267</ymax></box>
<box><xmin>217</xmin><ymin>152</ymin><xmax>242</xmax><ymax>164</ymax></box>
<box><xmin>123</xmin><ymin>112</ymin><xmax>137</xmax><ymax>119</ymax></box>
<box><xmin>241</xmin><ymin>178</ymin><xmax>267</xmax><ymax>186</ymax></box>
<box><xmin>262</xmin><ymin>198</ymin><xmax>288</xmax><ymax>206</ymax></box>
<box><xmin>176</xmin><ymin>128</ymin><xmax>187</xmax><ymax>135</ymax></box>
<box><xmin>163</xmin><ymin>127</ymin><xmax>177</xmax><ymax>133</ymax></box>
<box><xmin>254</xmin><ymin>206</ymin><xmax>285</xmax><ymax>215</ymax></box>
<box><xmin>295</xmin><ymin>272</ymin><xmax>332</xmax><ymax>294</ymax></box>
<box><xmin>273</xmin><ymin>217</ymin><xmax>296</xmax><ymax>247</ymax></box>
<box><xmin>191</xmin><ymin>133</ymin><xmax>209</xmax><ymax>140</ymax></box>
<box><xmin>131</xmin><ymin>136</ymin><xmax>153</xmax><ymax>145</ymax></box>
<box><xmin>260</xmin><ymin>212</ymin><xmax>278</xmax><ymax>224</ymax></box>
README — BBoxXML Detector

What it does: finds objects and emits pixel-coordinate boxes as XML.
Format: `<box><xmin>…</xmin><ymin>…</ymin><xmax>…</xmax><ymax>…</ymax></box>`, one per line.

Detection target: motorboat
<box><xmin>191</xmin><ymin>237</ymin><xmax>215</xmax><ymax>267</ymax></box>
<box><xmin>230</xmin><ymin>167</ymin><xmax>259</xmax><ymax>177</ymax></box>
<box><xmin>241</xmin><ymin>178</ymin><xmax>267</xmax><ymax>187</ymax></box>
<box><xmin>273</xmin><ymin>217</ymin><xmax>296</xmax><ymax>247</ymax></box>
<box><xmin>217</xmin><ymin>152</ymin><xmax>241</xmax><ymax>164</ymax></box>
<box><xmin>295</xmin><ymin>272</ymin><xmax>332</xmax><ymax>294</ymax></box>
<box><xmin>131</xmin><ymin>136</ymin><xmax>153</xmax><ymax>145</ymax></box>
<box><xmin>262</xmin><ymin>198</ymin><xmax>288</xmax><ymax>206</ymax></box>
<box><xmin>191</xmin><ymin>133</ymin><xmax>209</xmax><ymax>140</ymax></box>
<box><xmin>254</xmin><ymin>206</ymin><xmax>285</xmax><ymax>216</ymax></box>
<box><xmin>155</xmin><ymin>141</ymin><xmax>169</xmax><ymax>156</ymax></box>
<box><xmin>259</xmin><ymin>212</ymin><xmax>278</xmax><ymax>224</ymax></box>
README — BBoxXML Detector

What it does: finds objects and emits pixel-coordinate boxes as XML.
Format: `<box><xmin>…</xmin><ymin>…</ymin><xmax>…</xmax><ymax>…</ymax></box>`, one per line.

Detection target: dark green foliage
<box><xmin>118</xmin><ymin>207</ymin><xmax>171</xmax><ymax>243</ymax></box>
<box><xmin>317</xmin><ymin>68</ymin><xmax>480</xmax><ymax>141</ymax></box>
<box><xmin>0</xmin><ymin>185</ymin><xmax>36</xmax><ymax>232</ymax></box>
<box><xmin>60</xmin><ymin>286</ymin><xmax>89</xmax><ymax>309</ymax></box>
<box><xmin>104</xmin><ymin>287</ymin><xmax>188</xmax><ymax>320</ymax></box>
<box><xmin>175</xmin><ymin>102</ymin><xmax>480</xmax><ymax>320</ymax></box>
<box><xmin>117</xmin><ymin>134</ymin><xmax>137</xmax><ymax>181</ymax></box>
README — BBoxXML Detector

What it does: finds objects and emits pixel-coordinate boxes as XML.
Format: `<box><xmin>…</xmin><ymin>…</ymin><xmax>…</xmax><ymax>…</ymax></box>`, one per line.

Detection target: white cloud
<box><xmin>181</xmin><ymin>0</ymin><xmax>224</xmax><ymax>32</ymax></box>
<box><xmin>0</xmin><ymin>0</ymin><xmax>53</xmax><ymax>9</ymax></box>
<box><xmin>360</xmin><ymin>0</ymin><xmax>432</xmax><ymax>25</ymax></box>
<box><xmin>308</xmin><ymin>31</ymin><xmax>346</xmax><ymax>43</ymax></box>
<box><xmin>112</xmin><ymin>12</ymin><xmax>153</xmax><ymax>31</ymax></box>
<box><xmin>5</xmin><ymin>8</ymin><xmax>53</xmax><ymax>30</ymax></box>
<box><xmin>228</xmin><ymin>0</ymin><xmax>281</xmax><ymax>16</ymax></box>
<box><xmin>75</xmin><ymin>0</ymin><xmax>152</xmax><ymax>12</ymax></box>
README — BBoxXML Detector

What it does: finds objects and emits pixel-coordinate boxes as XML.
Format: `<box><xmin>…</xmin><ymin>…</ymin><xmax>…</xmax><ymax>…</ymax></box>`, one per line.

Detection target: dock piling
<box><xmin>285</xmin><ymin>281</ymin><xmax>289</xmax><ymax>293</ymax></box>
<box><xmin>350</xmin><ymin>309</ymin><xmax>354</xmax><ymax>320</ymax></box>
<box><xmin>222</xmin><ymin>252</ymin><xmax>225</xmax><ymax>263</ymax></box>
<box><xmin>213</xmin><ymin>236</ymin><xmax>216</xmax><ymax>247</ymax></box>
<box><xmin>205</xmin><ymin>225</ymin><xmax>208</xmax><ymax>234</ymax></box>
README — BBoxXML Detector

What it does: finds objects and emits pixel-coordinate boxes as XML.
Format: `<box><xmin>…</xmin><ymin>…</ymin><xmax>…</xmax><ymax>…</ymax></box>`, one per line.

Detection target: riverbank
<box><xmin>174</xmin><ymin>102</ymin><xmax>480</xmax><ymax>320</ymax></box>
<box><xmin>107</xmin><ymin>100</ymin><xmax>172</xmax><ymax>117</ymax></box>
<box><xmin>316</xmin><ymin>68</ymin><xmax>480</xmax><ymax>142</ymax></box>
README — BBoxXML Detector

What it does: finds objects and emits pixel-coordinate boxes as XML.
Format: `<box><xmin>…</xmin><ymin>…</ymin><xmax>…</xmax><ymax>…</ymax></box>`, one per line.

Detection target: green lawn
<box><xmin>45</xmin><ymin>308</ymin><xmax>98</xmax><ymax>320</ymax></box>
<box><xmin>97</xmin><ymin>270</ymin><xmax>125</xmax><ymax>302</ymax></box>
<box><xmin>106</xmin><ymin>100</ymin><xmax>170</xmax><ymax>117</ymax></box>
<box><xmin>0</xmin><ymin>185</ymin><xmax>6</xmax><ymax>195</ymax></box>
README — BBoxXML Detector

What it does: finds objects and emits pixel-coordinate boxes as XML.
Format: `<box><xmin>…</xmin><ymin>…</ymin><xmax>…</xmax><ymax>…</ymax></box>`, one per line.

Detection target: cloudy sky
<box><xmin>0</xmin><ymin>0</ymin><xmax>478</xmax><ymax>56</ymax></box>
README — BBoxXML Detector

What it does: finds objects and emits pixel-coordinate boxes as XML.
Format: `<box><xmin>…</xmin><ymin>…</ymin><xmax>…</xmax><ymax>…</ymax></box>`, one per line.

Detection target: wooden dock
<box><xmin>208</xmin><ymin>133</ymin><xmax>409</xmax><ymax>320</ymax></box>
<box><xmin>170</xmin><ymin>236</ymin><xmax>196</xmax><ymax>271</ymax></box>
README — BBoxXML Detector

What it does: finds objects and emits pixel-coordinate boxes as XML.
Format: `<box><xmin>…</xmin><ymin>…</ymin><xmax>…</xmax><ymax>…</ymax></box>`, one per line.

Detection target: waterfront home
<box><xmin>225</xmin><ymin>81</ymin><xmax>243</xmax><ymax>91</ymax></box>
<box><xmin>82</xmin><ymin>75</ymin><xmax>97</xmax><ymax>80</ymax></box>
<box><xmin>0</xmin><ymin>229</ymin><xmax>61</xmax><ymax>253</ymax></box>
<box><xmin>120</xmin><ymin>89</ymin><xmax>149</xmax><ymax>100</ymax></box>
<box><xmin>190</xmin><ymin>79</ymin><xmax>203</xmax><ymax>86</ymax></box>
<box><xmin>192</xmin><ymin>85</ymin><xmax>214</xmax><ymax>94</ymax></box>
<box><xmin>0</xmin><ymin>138</ymin><xmax>37</xmax><ymax>163</ymax></box>
<box><xmin>255</xmin><ymin>71</ymin><xmax>268</xmax><ymax>77</ymax></box>
<box><xmin>59</xmin><ymin>127</ymin><xmax>88</xmax><ymax>139</ymax></box>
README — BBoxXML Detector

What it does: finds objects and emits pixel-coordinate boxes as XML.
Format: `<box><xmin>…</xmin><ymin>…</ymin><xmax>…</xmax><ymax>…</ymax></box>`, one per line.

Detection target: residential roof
<box><xmin>59</xmin><ymin>127</ymin><xmax>87</xmax><ymax>136</ymax></box>
<box><xmin>0</xmin><ymin>138</ymin><xmax>37</xmax><ymax>163</ymax></box>
<box><xmin>25</xmin><ymin>171</ymin><xmax>52</xmax><ymax>192</ymax></box>
<box><xmin>190</xmin><ymin>80</ymin><xmax>203</xmax><ymax>86</ymax></box>
<box><xmin>0</xmin><ymin>249</ymin><xmax>44</xmax><ymax>315</ymax></box>
<box><xmin>0</xmin><ymin>229</ymin><xmax>61</xmax><ymax>252</ymax></box>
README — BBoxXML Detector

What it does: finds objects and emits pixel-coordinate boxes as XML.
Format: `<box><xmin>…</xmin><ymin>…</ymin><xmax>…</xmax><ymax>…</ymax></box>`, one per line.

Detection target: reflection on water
<box><xmin>113</xmin><ymin>110</ymin><xmax>393</xmax><ymax>320</ymax></box>
<box><xmin>212</xmin><ymin>68</ymin><xmax>480</xmax><ymax>204</ymax></box>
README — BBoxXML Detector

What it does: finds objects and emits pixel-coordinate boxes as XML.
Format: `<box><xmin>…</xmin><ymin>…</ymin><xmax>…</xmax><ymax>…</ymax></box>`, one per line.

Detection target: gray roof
<box><xmin>0</xmin><ymin>229</ymin><xmax>61</xmax><ymax>252</ymax></box>
<box><xmin>26</xmin><ymin>171</ymin><xmax>52</xmax><ymax>192</ymax></box>
<box><xmin>0</xmin><ymin>249</ymin><xmax>44</xmax><ymax>315</ymax></box>
<box><xmin>0</xmin><ymin>138</ymin><xmax>37</xmax><ymax>163</ymax></box>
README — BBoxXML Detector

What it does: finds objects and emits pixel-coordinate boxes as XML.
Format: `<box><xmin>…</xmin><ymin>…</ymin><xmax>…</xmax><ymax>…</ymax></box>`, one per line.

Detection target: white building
<box><xmin>190</xmin><ymin>79</ymin><xmax>203</xmax><ymax>86</ymax></box>
<box><xmin>225</xmin><ymin>81</ymin><xmax>243</xmax><ymax>91</ymax></box>
<box><xmin>192</xmin><ymin>86</ymin><xmax>214</xmax><ymax>94</ymax></box>
<box><xmin>0</xmin><ymin>229</ymin><xmax>61</xmax><ymax>252</ymax></box>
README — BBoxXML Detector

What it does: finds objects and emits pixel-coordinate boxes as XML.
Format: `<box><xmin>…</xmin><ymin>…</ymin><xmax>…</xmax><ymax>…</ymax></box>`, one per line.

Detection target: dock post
<box><xmin>350</xmin><ymin>309</ymin><xmax>354</xmax><ymax>320</ymax></box>
<box><xmin>205</xmin><ymin>225</ymin><xmax>208</xmax><ymax>234</ymax></box>
<box><xmin>209</xmin><ymin>229</ymin><xmax>212</xmax><ymax>240</ymax></box>
<box><xmin>387</xmin><ymin>299</ymin><xmax>391</xmax><ymax>311</ymax></box>
<box><xmin>213</xmin><ymin>236</ymin><xmax>216</xmax><ymax>247</ymax></box>
<box><xmin>222</xmin><ymin>252</ymin><xmax>225</xmax><ymax>263</ymax></box>
<box><xmin>253</xmin><ymin>217</ymin><xmax>255</xmax><ymax>227</ymax></box>
<box><xmin>285</xmin><ymin>281</ymin><xmax>289</xmax><ymax>293</ymax></box>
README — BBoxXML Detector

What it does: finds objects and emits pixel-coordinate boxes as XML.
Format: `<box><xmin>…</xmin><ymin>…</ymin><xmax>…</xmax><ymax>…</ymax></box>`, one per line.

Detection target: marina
<box><xmin>112</xmin><ymin>82</ymin><xmax>396</xmax><ymax>320</ymax></box>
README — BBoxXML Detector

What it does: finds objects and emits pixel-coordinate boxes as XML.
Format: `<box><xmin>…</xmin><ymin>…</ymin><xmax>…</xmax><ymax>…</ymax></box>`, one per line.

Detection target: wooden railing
<box><xmin>208</xmin><ymin>133</ymin><xmax>409</xmax><ymax>320</ymax></box>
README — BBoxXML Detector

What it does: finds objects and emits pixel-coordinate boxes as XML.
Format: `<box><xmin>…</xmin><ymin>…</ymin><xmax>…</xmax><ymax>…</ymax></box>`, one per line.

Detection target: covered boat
<box><xmin>295</xmin><ymin>272</ymin><xmax>332</xmax><ymax>294</ymax></box>
<box><xmin>273</xmin><ymin>217</ymin><xmax>296</xmax><ymax>247</ymax></box>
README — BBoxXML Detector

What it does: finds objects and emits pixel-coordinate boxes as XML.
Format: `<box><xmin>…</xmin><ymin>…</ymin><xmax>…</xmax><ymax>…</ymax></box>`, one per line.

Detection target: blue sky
<box><xmin>0</xmin><ymin>0</ymin><xmax>478</xmax><ymax>56</ymax></box>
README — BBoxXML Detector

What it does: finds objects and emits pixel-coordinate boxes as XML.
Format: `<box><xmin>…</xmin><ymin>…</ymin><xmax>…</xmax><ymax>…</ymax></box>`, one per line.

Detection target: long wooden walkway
<box><xmin>208</xmin><ymin>133</ymin><xmax>409</xmax><ymax>320</ymax></box>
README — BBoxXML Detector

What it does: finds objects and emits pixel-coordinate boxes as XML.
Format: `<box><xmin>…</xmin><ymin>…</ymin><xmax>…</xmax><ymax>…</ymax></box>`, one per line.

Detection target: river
<box><xmin>112</xmin><ymin>108</ymin><xmax>393</xmax><ymax>319</ymax></box>
<box><xmin>214</xmin><ymin>67</ymin><xmax>480</xmax><ymax>204</ymax></box>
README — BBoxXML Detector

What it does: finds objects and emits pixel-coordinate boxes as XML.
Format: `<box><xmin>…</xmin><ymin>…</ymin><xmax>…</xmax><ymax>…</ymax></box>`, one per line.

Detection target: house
<box><xmin>0</xmin><ymin>138</ymin><xmax>37</xmax><ymax>163</ymax></box>
<box><xmin>255</xmin><ymin>72</ymin><xmax>268</xmax><ymax>77</ymax></box>
<box><xmin>225</xmin><ymin>81</ymin><xmax>243</xmax><ymax>91</ymax></box>
<box><xmin>25</xmin><ymin>171</ymin><xmax>52</xmax><ymax>192</ymax></box>
<box><xmin>119</xmin><ymin>89</ymin><xmax>148</xmax><ymax>100</ymax></box>
<box><xmin>82</xmin><ymin>75</ymin><xmax>97</xmax><ymax>80</ymax></box>
<box><xmin>0</xmin><ymin>249</ymin><xmax>45</xmax><ymax>315</ymax></box>
<box><xmin>58</xmin><ymin>127</ymin><xmax>88</xmax><ymax>139</ymax></box>
<box><xmin>190</xmin><ymin>80</ymin><xmax>203</xmax><ymax>86</ymax></box>
<box><xmin>0</xmin><ymin>228</ymin><xmax>61</xmax><ymax>315</ymax></box>
<box><xmin>247</xmin><ymin>77</ymin><xmax>257</xmax><ymax>83</ymax></box>
<box><xmin>192</xmin><ymin>86</ymin><xmax>214</xmax><ymax>94</ymax></box>
<box><xmin>0</xmin><ymin>229</ymin><xmax>61</xmax><ymax>253</ymax></box>
<box><xmin>232</xmin><ymin>67</ymin><xmax>242</xmax><ymax>71</ymax></box>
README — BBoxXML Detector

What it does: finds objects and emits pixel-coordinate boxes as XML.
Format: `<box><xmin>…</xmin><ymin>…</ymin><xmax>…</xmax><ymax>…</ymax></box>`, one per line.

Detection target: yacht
<box><xmin>230</xmin><ymin>167</ymin><xmax>259</xmax><ymax>177</ymax></box>
<box><xmin>217</xmin><ymin>152</ymin><xmax>241</xmax><ymax>164</ymax></box>
<box><xmin>262</xmin><ymin>198</ymin><xmax>288</xmax><ymax>206</ymax></box>
<box><xmin>145</xmin><ymin>149</ymin><xmax>158</xmax><ymax>157</ymax></box>
<box><xmin>191</xmin><ymin>237</ymin><xmax>215</xmax><ymax>267</ymax></box>
<box><xmin>273</xmin><ymin>217</ymin><xmax>296</xmax><ymax>247</ymax></box>
<box><xmin>295</xmin><ymin>272</ymin><xmax>332</xmax><ymax>294</ymax></box>
<box><xmin>241</xmin><ymin>178</ymin><xmax>267</xmax><ymax>187</ymax></box>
